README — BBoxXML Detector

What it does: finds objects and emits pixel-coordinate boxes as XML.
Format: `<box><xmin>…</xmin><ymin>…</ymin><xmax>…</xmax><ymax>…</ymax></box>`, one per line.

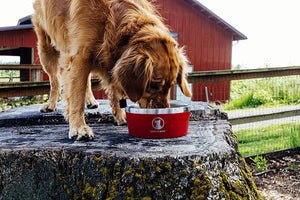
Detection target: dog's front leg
<box><xmin>63</xmin><ymin>56</ymin><xmax>94</xmax><ymax>140</ymax></box>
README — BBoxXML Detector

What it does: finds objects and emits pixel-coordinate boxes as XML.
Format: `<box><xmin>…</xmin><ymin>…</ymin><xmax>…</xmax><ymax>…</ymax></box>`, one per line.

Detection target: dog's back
<box><xmin>33</xmin><ymin>0</ymin><xmax>71</xmax><ymax>53</ymax></box>
<box><xmin>33</xmin><ymin>0</ymin><xmax>109</xmax><ymax>56</ymax></box>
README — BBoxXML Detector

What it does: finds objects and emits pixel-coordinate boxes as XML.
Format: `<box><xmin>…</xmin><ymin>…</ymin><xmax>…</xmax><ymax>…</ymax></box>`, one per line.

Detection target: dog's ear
<box><xmin>113</xmin><ymin>48</ymin><xmax>153</xmax><ymax>102</ymax></box>
<box><xmin>176</xmin><ymin>48</ymin><xmax>192</xmax><ymax>98</ymax></box>
<box><xmin>162</xmin><ymin>40</ymin><xmax>192</xmax><ymax>98</ymax></box>
<box><xmin>177</xmin><ymin>66</ymin><xmax>192</xmax><ymax>98</ymax></box>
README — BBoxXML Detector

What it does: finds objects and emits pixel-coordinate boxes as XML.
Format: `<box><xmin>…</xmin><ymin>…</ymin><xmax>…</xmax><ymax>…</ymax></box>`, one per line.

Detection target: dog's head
<box><xmin>113</xmin><ymin>34</ymin><xmax>192</xmax><ymax>108</ymax></box>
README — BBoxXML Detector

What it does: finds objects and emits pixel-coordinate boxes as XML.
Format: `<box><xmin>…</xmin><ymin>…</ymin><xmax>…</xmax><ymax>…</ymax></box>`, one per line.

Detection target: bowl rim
<box><xmin>125</xmin><ymin>103</ymin><xmax>190</xmax><ymax>114</ymax></box>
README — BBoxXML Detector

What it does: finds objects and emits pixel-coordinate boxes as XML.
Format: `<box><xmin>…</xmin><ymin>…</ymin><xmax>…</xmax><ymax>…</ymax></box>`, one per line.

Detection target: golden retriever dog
<box><xmin>32</xmin><ymin>0</ymin><xmax>192</xmax><ymax>140</ymax></box>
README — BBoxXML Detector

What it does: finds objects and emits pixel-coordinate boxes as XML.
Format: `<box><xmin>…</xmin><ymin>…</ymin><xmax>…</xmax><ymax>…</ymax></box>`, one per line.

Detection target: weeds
<box><xmin>288</xmin><ymin>162</ymin><xmax>297</xmax><ymax>172</ymax></box>
<box><xmin>251</xmin><ymin>155</ymin><xmax>268</xmax><ymax>172</ymax></box>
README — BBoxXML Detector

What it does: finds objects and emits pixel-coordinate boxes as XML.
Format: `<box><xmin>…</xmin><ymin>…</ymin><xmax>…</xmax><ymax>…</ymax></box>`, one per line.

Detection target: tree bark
<box><xmin>0</xmin><ymin>101</ymin><xmax>263</xmax><ymax>199</ymax></box>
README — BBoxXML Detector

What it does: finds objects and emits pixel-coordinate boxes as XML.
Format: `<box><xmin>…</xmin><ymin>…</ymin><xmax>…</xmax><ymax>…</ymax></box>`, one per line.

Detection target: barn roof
<box><xmin>184</xmin><ymin>0</ymin><xmax>247</xmax><ymax>40</ymax></box>
<box><xmin>17</xmin><ymin>15</ymin><xmax>32</xmax><ymax>25</ymax></box>
<box><xmin>0</xmin><ymin>15</ymin><xmax>33</xmax><ymax>32</ymax></box>
<box><xmin>0</xmin><ymin>24</ymin><xmax>33</xmax><ymax>32</ymax></box>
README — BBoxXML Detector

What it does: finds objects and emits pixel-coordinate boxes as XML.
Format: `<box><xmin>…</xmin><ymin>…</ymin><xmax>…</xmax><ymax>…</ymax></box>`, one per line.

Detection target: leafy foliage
<box><xmin>250</xmin><ymin>155</ymin><xmax>268</xmax><ymax>172</ymax></box>
<box><xmin>222</xmin><ymin>76</ymin><xmax>300</xmax><ymax>110</ymax></box>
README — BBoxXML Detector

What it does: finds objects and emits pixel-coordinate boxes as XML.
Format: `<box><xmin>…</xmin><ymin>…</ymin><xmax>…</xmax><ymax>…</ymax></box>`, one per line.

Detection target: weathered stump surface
<box><xmin>0</xmin><ymin>100</ymin><xmax>263</xmax><ymax>200</ymax></box>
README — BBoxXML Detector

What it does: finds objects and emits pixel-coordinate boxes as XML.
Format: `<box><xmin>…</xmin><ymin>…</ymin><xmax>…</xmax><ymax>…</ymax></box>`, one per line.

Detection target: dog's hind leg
<box><xmin>85</xmin><ymin>73</ymin><xmax>99</xmax><ymax>109</ymax></box>
<box><xmin>35</xmin><ymin>26</ymin><xmax>61</xmax><ymax>113</ymax></box>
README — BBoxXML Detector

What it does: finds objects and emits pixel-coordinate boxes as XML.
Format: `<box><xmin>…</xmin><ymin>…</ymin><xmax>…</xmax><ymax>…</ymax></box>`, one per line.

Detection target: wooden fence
<box><xmin>0</xmin><ymin>79</ymin><xmax>100</xmax><ymax>98</ymax></box>
<box><xmin>0</xmin><ymin>64</ymin><xmax>43</xmax><ymax>82</ymax></box>
<box><xmin>0</xmin><ymin>65</ymin><xmax>300</xmax><ymax>98</ymax></box>
<box><xmin>1</xmin><ymin>65</ymin><xmax>300</xmax><ymax>127</ymax></box>
<box><xmin>188</xmin><ymin>66</ymin><xmax>300</xmax><ymax>83</ymax></box>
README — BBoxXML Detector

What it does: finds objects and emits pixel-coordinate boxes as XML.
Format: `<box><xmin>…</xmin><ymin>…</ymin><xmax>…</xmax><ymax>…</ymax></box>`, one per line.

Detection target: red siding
<box><xmin>155</xmin><ymin>0</ymin><xmax>232</xmax><ymax>102</ymax></box>
<box><xmin>156</xmin><ymin>0</ymin><xmax>232</xmax><ymax>71</ymax></box>
<box><xmin>0</xmin><ymin>29</ymin><xmax>36</xmax><ymax>48</ymax></box>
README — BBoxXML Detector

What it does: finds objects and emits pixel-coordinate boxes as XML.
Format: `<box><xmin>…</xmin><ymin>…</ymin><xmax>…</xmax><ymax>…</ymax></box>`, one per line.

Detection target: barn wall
<box><xmin>155</xmin><ymin>0</ymin><xmax>232</xmax><ymax>71</ymax></box>
<box><xmin>0</xmin><ymin>29</ymin><xmax>37</xmax><ymax>48</ymax></box>
<box><xmin>155</xmin><ymin>0</ymin><xmax>232</xmax><ymax>102</ymax></box>
<box><xmin>0</xmin><ymin>29</ymin><xmax>45</xmax><ymax>81</ymax></box>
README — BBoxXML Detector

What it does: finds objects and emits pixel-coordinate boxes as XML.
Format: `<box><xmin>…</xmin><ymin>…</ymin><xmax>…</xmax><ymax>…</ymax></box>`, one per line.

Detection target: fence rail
<box><xmin>0</xmin><ymin>64</ymin><xmax>43</xmax><ymax>82</ymax></box>
<box><xmin>188</xmin><ymin>66</ymin><xmax>300</xmax><ymax>83</ymax></box>
<box><xmin>1</xmin><ymin>65</ymin><xmax>300</xmax><ymax>98</ymax></box>
<box><xmin>0</xmin><ymin>81</ymin><xmax>49</xmax><ymax>98</ymax></box>
<box><xmin>0</xmin><ymin>64</ymin><xmax>43</xmax><ymax>70</ymax></box>
<box><xmin>229</xmin><ymin>105</ymin><xmax>300</xmax><ymax>125</ymax></box>
<box><xmin>0</xmin><ymin>79</ymin><xmax>100</xmax><ymax>98</ymax></box>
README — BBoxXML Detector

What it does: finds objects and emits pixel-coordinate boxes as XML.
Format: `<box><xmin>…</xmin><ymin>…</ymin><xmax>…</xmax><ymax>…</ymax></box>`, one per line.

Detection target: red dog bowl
<box><xmin>125</xmin><ymin>103</ymin><xmax>190</xmax><ymax>139</ymax></box>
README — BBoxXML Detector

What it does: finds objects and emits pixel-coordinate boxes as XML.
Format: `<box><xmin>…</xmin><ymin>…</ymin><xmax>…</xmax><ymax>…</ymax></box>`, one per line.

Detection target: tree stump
<box><xmin>0</xmin><ymin>101</ymin><xmax>263</xmax><ymax>199</ymax></box>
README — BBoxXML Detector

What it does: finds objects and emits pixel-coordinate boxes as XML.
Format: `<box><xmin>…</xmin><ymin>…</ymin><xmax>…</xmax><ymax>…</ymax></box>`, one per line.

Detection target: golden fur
<box><xmin>32</xmin><ymin>0</ymin><xmax>192</xmax><ymax>140</ymax></box>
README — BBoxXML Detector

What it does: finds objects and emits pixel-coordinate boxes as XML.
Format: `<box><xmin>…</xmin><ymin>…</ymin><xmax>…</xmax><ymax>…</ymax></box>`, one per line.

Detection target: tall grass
<box><xmin>222</xmin><ymin>75</ymin><xmax>300</xmax><ymax>110</ymax></box>
<box><xmin>236</xmin><ymin>122</ymin><xmax>300</xmax><ymax>156</ymax></box>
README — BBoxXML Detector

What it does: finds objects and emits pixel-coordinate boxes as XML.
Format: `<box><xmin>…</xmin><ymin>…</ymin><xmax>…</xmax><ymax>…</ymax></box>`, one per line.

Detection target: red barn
<box><xmin>0</xmin><ymin>0</ymin><xmax>246</xmax><ymax>102</ymax></box>
<box><xmin>154</xmin><ymin>0</ymin><xmax>247</xmax><ymax>102</ymax></box>
<box><xmin>0</xmin><ymin>16</ymin><xmax>42</xmax><ymax>81</ymax></box>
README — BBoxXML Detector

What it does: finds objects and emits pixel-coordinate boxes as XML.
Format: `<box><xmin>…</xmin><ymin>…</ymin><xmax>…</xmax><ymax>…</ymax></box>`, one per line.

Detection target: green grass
<box><xmin>221</xmin><ymin>75</ymin><xmax>300</xmax><ymax>111</ymax></box>
<box><xmin>221</xmin><ymin>75</ymin><xmax>300</xmax><ymax>156</ymax></box>
<box><xmin>236</xmin><ymin>122</ymin><xmax>300</xmax><ymax>156</ymax></box>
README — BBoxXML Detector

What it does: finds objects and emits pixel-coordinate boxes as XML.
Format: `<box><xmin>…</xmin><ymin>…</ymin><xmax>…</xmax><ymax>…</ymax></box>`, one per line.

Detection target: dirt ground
<box><xmin>246</xmin><ymin>153</ymin><xmax>299</xmax><ymax>200</ymax></box>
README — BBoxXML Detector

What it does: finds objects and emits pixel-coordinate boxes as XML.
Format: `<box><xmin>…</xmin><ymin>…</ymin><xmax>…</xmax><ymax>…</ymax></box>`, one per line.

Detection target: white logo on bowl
<box><xmin>152</xmin><ymin>117</ymin><xmax>165</xmax><ymax>130</ymax></box>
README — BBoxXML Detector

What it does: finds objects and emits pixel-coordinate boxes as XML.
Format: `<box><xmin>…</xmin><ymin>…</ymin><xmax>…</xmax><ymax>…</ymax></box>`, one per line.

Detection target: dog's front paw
<box><xmin>114</xmin><ymin>109</ymin><xmax>127</xmax><ymax>125</ymax></box>
<box><xmin>69</xmin><ymin>125</ymin><xmax>94</xmax><ymax>141</ymax></box>
<box><xmin>40</xmin><ymin>103</ymin><xmax>57</xmax><ymax>113</ymax></box>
